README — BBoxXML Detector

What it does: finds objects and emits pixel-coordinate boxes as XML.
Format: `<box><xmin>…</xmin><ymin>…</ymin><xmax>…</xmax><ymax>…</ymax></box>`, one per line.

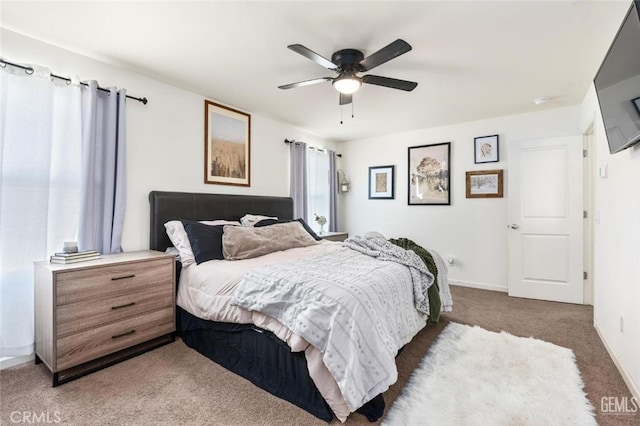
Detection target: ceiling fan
<box><xmin>278</xmin><ymin>39</ymin><xmax>418</xmax><ymax>105</ymax></box>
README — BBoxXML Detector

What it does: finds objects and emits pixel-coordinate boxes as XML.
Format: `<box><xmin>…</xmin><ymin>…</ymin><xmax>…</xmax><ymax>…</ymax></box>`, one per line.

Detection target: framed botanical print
<box><xmin>368</xmin><ymin>165</ymin><xmax>394</xmax><ymax>199</ymax></box>
<box><xmin>408</xmin><ymin>142</ymin><xmax>451</xmax><ymax>205</ymax></box>
<box><xmin>204</xmin><ymin>100</ymin><xmax>251</xmax><ymax>186</ymax></box>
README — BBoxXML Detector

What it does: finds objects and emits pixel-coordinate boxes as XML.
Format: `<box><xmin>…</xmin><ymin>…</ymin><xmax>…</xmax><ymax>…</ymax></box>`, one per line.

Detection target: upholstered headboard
<box><xmin>149</xmin><ymin>191</ymin><xmax>294</xmax><ymax>252</ymax></box>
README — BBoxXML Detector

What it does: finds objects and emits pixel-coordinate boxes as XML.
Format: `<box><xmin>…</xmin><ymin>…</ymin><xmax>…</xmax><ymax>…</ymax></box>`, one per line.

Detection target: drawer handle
<box><xmin>111</xmin><ymin>302</ymin><xmax>136</xmax><ymax>310</ymax></box>
<box><xmin>111</xmin><ymin>274</ymin><xmax>135</xmax><ymax>281</ymax></box>
<box><xmin>111</xmin><ymin>329</ymin><xmax>136</xmax><ymax>339</ymax></box>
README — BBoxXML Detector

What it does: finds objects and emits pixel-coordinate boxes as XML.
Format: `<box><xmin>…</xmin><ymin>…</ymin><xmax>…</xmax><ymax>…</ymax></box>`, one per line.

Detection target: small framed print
<box><xmin>474</xmin><ymin>134</ymin><xmax>499</xmax><ymax>164</ymax></box>
<box><xmin>368</xmin><ymin>165</ymin><xmax>394</xmax><ymax>199</ymax></box>
<box><xmin>466</xmin><ymin>169</ymin><xmax>504</xmax><ymax>198</ymax></box>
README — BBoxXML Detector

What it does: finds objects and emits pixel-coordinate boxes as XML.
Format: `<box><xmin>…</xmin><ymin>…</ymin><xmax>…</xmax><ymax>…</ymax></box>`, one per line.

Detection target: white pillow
<box><xmin>164</xmin><ymin>220</ymin><xmax>240</xmax><ymax>267</ymax></box>
<box><xmin>240</xmin><ymin>214</ymin><xmax>278</xmax><ymax>227</ymax></box>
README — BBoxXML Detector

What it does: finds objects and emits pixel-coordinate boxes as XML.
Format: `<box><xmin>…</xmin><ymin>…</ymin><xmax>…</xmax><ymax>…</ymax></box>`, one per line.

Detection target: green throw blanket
<box><xmin>388</xmin><ymin>237</ymin><xmax>442</xmax><ymax>324</ymax></box>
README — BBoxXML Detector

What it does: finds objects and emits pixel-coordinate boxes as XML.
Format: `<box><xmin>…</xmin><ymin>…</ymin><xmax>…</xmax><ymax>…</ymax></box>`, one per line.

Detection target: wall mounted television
<box><xmin>594</xmin><ymin>0</ymin><xmax>640</xmax><ymax>154</ymax></box>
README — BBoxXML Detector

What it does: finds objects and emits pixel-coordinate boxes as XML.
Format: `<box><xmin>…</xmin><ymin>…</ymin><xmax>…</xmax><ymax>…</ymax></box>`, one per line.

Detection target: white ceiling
<box><xmin>0</xmin><ymin>1</ymin><xmax>631</xmax><ymax>142</ymax></box>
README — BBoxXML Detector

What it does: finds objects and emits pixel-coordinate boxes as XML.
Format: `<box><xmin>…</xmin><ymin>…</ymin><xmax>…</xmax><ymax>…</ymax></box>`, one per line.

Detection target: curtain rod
<box><xmin>0</xmin><ymin>58</ymin><xmax>148</xmax><ymax>105</ymax></box>
<box><xmin>284</xmin><ymin>139</ymin><xmax>342</xmax><ymax>157</ymax></box>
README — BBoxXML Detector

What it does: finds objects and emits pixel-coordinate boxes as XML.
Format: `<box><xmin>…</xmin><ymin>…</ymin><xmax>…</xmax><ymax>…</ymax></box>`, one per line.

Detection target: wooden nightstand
<box><xmin>34</xmin><ymin>250</ymin><xmax>175</xmax><ymax>386</ymax></box>
<box><xmin>319</xmin><ymin>232</ymin><xmax>349</xmax><ymax>242</ymax></box>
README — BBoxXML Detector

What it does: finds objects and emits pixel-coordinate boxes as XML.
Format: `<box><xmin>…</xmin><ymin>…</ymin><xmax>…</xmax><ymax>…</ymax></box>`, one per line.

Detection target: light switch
<box><xmin>599</xmin><ymin>164</ymin><xmax>608</xmax><ymax>179</ymax></box>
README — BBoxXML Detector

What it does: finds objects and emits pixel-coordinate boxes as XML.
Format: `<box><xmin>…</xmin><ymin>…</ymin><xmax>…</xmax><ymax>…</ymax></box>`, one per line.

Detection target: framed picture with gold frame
<box><xmin>466</xmin><ymin>169</ymin><xmax>504</xmax><ymax>198</ymax></box>
<box><xmin>204</xmin><ymin>100</ymin><xmax>251</xmax><ymax>186</ymax></box>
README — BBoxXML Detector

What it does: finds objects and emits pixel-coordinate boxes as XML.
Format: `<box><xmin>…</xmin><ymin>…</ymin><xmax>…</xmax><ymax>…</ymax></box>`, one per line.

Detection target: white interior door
<box><xmin>507</xmin><ymin>135</ymin><xmax>584</xmax><ymax>304</ymax></box>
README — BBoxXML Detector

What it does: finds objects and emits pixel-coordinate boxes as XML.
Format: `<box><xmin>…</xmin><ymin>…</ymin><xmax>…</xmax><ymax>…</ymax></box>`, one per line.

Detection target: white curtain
<box><xmin>0</xmin><ymin>64</ymin><xmax>127</xmax><ymax>357</ymax></box>
<box><xmin>0</xmin><ymin>65</ymin><xmax>82</xmax><ymax>356</ymax></box>
<box><xmin>306</xmin><ymin>147</ymin><xmax>330</xmax><ymax>233</ymax></box>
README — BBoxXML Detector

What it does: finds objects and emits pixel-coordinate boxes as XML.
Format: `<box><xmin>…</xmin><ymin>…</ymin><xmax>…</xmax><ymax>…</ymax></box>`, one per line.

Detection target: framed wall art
<box><xmin>204</xmin><ymin>100</ymin><xmax>251</xmax><ymax>186</ymax></box>
<box><xmin>368</xmin><ymin>165</ymin><xmax>395</xmax><ymax>199</ymax></box>
<box><xmin>466</xmin><ymin>169</ymin><xmax>504</xmax><ymax>198</ymax></box>
<box><xmin>474</xmin><ymin>134</ymin><xmax>499</xmax><ymax>164</ymax></box>
<box><xmin>408</xmin><ymin>142</ymin><xmax>451</xmax><ymax>205</ymax></box>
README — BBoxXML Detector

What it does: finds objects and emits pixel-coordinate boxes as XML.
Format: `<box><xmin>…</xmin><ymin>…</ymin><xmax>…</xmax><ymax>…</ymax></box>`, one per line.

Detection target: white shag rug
<box><xmin>383</xmin><ymin>322</ymin><xmax>596</xmax><ymax>426</ymax></box>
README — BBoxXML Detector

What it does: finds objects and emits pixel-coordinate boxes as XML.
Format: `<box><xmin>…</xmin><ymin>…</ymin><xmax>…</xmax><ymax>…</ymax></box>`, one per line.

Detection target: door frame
<box><xmin>583</xmin><ymin>123</ymin><xmax>595</xmax><ymax>306</ymax></box>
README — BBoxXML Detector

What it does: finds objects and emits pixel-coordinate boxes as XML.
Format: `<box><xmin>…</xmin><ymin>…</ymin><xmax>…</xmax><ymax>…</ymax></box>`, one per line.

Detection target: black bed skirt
<box><xmin>177</xmin><ymin>307</ymin><xmax>384</xmax><ymax>423</ymax></box>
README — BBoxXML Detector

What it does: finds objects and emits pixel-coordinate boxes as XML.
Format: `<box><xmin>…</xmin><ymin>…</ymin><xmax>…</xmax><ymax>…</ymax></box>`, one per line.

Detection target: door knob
<box><xmin>509</xmin><ymin>224</ymin><xmax>519</xmax><ymax>229</ymax></box>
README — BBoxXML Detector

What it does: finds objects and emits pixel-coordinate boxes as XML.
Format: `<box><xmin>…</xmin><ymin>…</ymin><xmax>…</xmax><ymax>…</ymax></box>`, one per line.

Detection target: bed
<box><xmin>148</xmin><ymin>190</ymin><xmax>451</xmax><ymax>423</ymax></box>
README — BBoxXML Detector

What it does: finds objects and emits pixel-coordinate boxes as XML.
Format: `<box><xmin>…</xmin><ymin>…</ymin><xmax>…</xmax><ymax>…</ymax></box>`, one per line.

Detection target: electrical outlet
<box><xmin>620</xmin><ymin>317</ymin><xmax>624</xmax><ymax>334</ymax></box>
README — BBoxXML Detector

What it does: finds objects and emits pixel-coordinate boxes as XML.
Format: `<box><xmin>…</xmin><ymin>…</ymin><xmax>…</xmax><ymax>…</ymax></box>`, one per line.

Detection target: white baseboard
<box><xmin>0</xmin><ymin>353</ymin><xmax>34</xmax><ymax>370</ymax></box>
<box><xmin>594</xmin><ymin>321</ymin><xmax>639</xmax><ymax>399</ymax></box>
<box><xmin>449</xmin><ymin>279</ymin><xmax>508</xmax><ymax>293</ymax></box>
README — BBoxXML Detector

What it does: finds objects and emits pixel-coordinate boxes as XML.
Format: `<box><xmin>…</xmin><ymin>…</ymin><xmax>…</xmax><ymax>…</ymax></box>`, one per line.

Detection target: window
<box><xmin>306</xmin><ymin>147</ymin><xmax>331</xmax><ymax>232</ymax></box>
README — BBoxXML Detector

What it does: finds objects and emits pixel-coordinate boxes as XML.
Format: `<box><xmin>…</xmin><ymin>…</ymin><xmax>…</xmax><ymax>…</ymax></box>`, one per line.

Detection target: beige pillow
<box><xmin>223</xmin><ymin>221</ymin><xmax>317</xmax><ymax>260</ymax></box>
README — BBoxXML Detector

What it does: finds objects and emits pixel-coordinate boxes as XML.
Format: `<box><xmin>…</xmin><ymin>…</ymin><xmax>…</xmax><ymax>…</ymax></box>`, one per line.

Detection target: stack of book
<box><xmin>50</xmin><ymin>250</ymin><xmax>101</xmax><ymax>264</ymax></box>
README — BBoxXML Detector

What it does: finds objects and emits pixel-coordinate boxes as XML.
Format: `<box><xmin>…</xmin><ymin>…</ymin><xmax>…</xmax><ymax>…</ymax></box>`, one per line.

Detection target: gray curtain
<box><xmin>290</xmin><ymin>142</ymin><xmax>307</xmax><ymax>220</ymax></box>
<box><xmin>328</xmin><ymin>150</ymin><xmax>338</xmax><ymax>232</ymax></box>
<box><xmin>78</xmin><ymin>82</ymin><xmax>127</xmax><ymax>254</ymax></box>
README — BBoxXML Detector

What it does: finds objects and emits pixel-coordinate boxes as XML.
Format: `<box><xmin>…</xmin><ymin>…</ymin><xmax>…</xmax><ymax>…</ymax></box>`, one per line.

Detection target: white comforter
<box><xmin>230</xmin><ymin>243</ymin><xmax>428</xmax><ymax>411</ymax></box>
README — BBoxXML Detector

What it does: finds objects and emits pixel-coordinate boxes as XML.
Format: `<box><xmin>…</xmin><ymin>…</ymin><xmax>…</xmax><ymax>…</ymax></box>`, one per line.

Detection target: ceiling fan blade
<box><xmin>278</xmin><ymin>77</ymin><xmax>333</xmax><ymax>90</ymax></box>
<box><xmin>287</xmin><ymin>44</ymin><xmax>338</xmax><ymax>70</ymax></box>
<box><xmin>339</xmin><ymin>93</ymin><xmax>353</xmax><ymax>105</ymax></box>
<box><xmin>362</xmin><ymin>75</ymin><xmax>418</xmax><ymax>91</ymax></box>
<box><xmin>359</xmin><ymin>39</ymin><xmax>412</xmax><ymax>72</ymax></box>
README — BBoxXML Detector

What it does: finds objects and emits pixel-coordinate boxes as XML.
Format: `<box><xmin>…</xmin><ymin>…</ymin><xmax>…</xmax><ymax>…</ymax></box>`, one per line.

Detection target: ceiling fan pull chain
<box><xmin>340</xmin><ymin>104</ymin><xmax>343</xmax><ymax>125</ymax></box>
<box><xmin>352</xmin><ymin>100</ymin><xmax>355</xmax><ymax>119</ymax></box>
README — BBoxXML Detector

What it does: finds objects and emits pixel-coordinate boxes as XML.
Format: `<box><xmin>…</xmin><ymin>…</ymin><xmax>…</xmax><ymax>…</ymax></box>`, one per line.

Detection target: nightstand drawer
<box><xmin>56</xmin><ymin>284</ymin><xmax>174</xmax><ymax>337</ymax></box>
<box><xmin>56</xmin><ymin>306</ymin><xmax>174</xmax><ymax>371</ymax></box>
<box><xmin>320</xmin><ymin>232</ymin><xmax>349</xmax><ymax>242</ymax></box>
<box><xmin>56</xmin><ymin>259</ymin><xmax>173</xmax><ymax>305</ymax></box>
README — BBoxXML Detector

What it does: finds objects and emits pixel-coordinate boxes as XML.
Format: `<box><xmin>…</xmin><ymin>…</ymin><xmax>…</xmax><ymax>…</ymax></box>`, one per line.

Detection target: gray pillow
<box><xmin>223</xmin><ymin>221</ymin><xmax>317</xmax><ymax>260</ymax></box>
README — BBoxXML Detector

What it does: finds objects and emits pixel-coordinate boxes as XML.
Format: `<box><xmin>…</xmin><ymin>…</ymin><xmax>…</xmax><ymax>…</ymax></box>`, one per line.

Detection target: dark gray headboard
<box><xmin>149</xmin><ymin>191</ymin><xmax>294</xmax><ymax>252</ymax></box>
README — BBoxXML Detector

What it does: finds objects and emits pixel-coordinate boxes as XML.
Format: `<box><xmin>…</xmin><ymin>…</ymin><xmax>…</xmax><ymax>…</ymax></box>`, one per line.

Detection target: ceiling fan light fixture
<box><xmin>333</xmin><ymin>76</ymin><xmax>362</xmax><ymax>95</ymax></box>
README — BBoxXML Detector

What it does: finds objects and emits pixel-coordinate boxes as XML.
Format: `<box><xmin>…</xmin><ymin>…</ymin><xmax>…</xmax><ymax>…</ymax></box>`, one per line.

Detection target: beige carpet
<box><xmin>1</xmin><ymin>286</ymin><xmax>637</xmax><ymax>425</ymax></box>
